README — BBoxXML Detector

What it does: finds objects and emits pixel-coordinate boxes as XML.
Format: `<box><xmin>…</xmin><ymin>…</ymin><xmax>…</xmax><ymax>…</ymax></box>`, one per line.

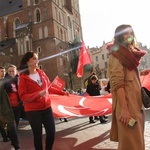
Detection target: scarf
<box><xmin>106</xmin><ymin>43</ymin><xmax>146</xmax><ymax>71</ymax></box>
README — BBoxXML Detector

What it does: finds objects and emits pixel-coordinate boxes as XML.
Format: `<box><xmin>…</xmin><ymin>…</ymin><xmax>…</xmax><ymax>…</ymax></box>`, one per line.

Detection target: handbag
<box><xmin>141</xmin><ymin>87</ymin><xmax>150</xmax><ymax>108</ymax></box>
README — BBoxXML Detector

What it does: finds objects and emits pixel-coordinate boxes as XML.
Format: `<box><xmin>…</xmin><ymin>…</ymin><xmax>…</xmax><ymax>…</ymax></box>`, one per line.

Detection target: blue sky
<box><xmin>79</xmin><ymin>0</ymin><xmax>150</xmax><ymax>48</ymax></box>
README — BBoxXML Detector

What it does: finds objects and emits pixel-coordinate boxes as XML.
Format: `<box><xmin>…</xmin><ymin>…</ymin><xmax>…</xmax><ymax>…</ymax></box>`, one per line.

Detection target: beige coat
<box><xmin>108</xmin><ymin>55</ymin><xmax>145</xmax><ymax>150</ymax></box>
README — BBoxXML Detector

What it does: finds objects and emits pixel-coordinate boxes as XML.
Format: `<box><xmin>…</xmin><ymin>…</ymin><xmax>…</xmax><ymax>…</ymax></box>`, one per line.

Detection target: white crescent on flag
<box><xmin>50</xmin><ymin>93</ymin><xmax>112</xmax><ymax>118</ymax></box>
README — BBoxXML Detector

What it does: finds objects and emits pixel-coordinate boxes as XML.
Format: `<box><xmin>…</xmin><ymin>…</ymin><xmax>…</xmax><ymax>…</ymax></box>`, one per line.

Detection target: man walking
<box><xmin>0</xmin><ymin>66</ymin><xmax>20</xmax><ymax>150</ymax></box>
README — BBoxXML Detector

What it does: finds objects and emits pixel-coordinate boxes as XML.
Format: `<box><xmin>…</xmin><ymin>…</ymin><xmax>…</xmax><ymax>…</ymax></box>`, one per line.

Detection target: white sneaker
<box><xmin>11</xmin><ymin>146</ymin><xmax>15</xmax><ymax>150</ymax></box>
<box><xmin>11</xmin><ymin>146</ymin><xmax>20</xmax><ymax>150</ymax></box>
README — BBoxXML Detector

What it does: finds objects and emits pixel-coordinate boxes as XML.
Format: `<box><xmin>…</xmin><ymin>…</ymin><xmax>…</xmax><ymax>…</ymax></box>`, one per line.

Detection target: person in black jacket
<box><xmin>84</xmin><ymin>70</ymin><xmax>96</xmax><ymax>89</ymax></box>
<box><xmin>105</xmin><ymin>80</ymin><xmax>111</xmax><ymax>93</ymax></box>
<box><xmin>4</xmin><ymin>65</ymin><xmax>22</xmax><ymax>128</ymax></box>
<box><xmin>0</xmin><ymin>66</ymin><xmax>20</xmax><ymax>150</ymax></box>
<box><xmin>86</xmin><ymin>75</ymin><xmax>108</xmax><ymax>124</ymax></box>
<box><xmin>0</xmin><ymin>67</ymin><xmax>10</xmax><ymax>142</ymax></box>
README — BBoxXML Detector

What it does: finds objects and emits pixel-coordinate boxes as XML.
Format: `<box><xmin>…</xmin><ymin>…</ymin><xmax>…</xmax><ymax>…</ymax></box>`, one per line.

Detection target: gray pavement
<box><xmin>0</xmin><ymin>109</ymin><xmax>150</xmax><ymax>150</ymax></box>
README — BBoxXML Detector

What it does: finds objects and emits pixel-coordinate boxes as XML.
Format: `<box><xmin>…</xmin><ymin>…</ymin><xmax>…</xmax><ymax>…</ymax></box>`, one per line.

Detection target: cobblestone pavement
<box><xmin>0</xmin><ymin>109</ymin><xmax>150</xmax><ymax>150</ymax></box>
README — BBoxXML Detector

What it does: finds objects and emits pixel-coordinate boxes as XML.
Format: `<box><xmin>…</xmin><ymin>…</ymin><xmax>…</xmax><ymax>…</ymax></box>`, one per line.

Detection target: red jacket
<box><xmin>8</xmin><ymin>91</ymin><xmax>19</xmax><ymax>107</ymax></box>
<box><xmin>18</xmin><ymin>69</ymin><xmax>65</xmax><ymax>112</ymax></box>
<box><xmin>4</xmin><ymin>75</ymin><xmax>20</xmax><ymax>107</ymax></box>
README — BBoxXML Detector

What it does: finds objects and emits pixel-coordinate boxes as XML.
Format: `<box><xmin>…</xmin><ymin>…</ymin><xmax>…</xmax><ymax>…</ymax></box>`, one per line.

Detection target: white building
<box><xmin>88</xmin><ymin>42</ymin><xmax>109</xmax><ymax>79</ymax></box>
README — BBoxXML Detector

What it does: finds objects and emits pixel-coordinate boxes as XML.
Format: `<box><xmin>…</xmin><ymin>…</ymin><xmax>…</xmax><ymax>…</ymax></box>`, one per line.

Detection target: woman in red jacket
<box><xmin>18</xmin><ymin>51</ymin><xmax>66</xmax><ymax>150</ymax></box>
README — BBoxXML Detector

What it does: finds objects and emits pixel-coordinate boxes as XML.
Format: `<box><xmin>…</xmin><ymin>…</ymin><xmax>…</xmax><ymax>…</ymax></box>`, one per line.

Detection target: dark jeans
<box><xmin>7</xmin><ymin>121</ymin><xmax>20</xmax><ymax>149</ymax></box>
<box><xmin>26</xmin><ymin>107</ymin><xmax>55</xmax><ymax>150</ymax></box>
<box><xmin>12</xmin><ymin>106</ymin><xmax>21</xmax><ymax>127</ymax></box>
<box><xmin>89</xmin><ymin>116</ymin><xmax>106</xmax><ymax>122</ymax></box>
<box><xmin>0</xmin><ymin>125</ymin><xmax>7</xmax><ymax>139</ymax></box>
<box><xmin>6</xmin><ymin>106</ymin><xmax>20</xmax><ymax>140</ymax></box>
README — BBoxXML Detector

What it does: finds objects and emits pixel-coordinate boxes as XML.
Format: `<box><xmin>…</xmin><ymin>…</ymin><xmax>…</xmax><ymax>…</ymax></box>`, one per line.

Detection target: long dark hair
<box><xmin>114</xmin><ymin>24</ymin><xmax>136</xmax><ymax>47</ymax></box>
<box><xmin>19</xmin><ymin>51</ymin><xmax>37</xmax><ymax>75</ymax></box>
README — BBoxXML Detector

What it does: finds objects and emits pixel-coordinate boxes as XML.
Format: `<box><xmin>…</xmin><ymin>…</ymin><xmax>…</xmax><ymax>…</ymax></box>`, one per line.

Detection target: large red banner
<box><xmin>49</xmin><ymin>73</ymin><xmax>150</xmax><ymax>118</ymax></box>
<box><xmin>50</xmin><ymin>94</ymin><xmax>112</xmax><ymax>118</ymax></box>
<box><xmin>140</xmin><ymin>73</ymin><xmax>150</xmax><ymax>90</ymax></box>
<box><xmin>49</xmin><ymin>74</ymin><xmax>150</xmax><ymax>118</ymax></box>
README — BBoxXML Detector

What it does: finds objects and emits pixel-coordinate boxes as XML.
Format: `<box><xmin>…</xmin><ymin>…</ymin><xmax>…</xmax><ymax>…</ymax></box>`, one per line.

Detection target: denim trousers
<box><xmin>26</xmin><ymin>107</ymin><xmax>55</xmax><ymax>150</ymax></box>
<box><xmin>12</xmin><ymin>106</ymin><xmax>21</xmax><ymax>128</ymax></box>
<box><xmin>7</xmin><ymin>121</ymin><xmax>20</xmax><ymax>149</ymax></box>
<box><xmin>0</xmin><ymin>125</ymin><xmax>7</xmax><ymax>139</ymax></box>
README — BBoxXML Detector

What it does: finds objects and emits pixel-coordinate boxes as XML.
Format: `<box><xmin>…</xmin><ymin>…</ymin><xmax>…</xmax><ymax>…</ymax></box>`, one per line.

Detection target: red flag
<box><xmin>51</xmin><ymin>76</ymin><xmax>65</xmax><ymax>91</ymax></box>
<box><xmin>50</xmin><ymin>93</ymin><xmax>112</xmax><ymax>118</ymax></box>
<box><xmin>76</xmin><ymin>41</ymin><xmax>92</xmax><ymax>77</ymax></box>
<box><xmin>140</xmin><ymin>73</ymin><xmax>150</xmax><ymax>90</ymax></box>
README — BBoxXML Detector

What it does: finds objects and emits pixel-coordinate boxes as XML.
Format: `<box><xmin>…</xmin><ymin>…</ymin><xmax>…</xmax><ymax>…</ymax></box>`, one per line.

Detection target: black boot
<box><xmin>94</xmin><ymin>116</ymin><xmax>99</xmax><ymax>120</ymax></box>
<box><xmin>99</xmin><ymin>116</ymin><xmax>107</xmax><ymax>124</ymax></box>
<box><xmin>89</xmin><ymin>120</ymin><xmax>95</xmax><ymax>123</ymax></box>
<box><xmin>89</xmin><ymin>116</ymin><xmax>95</xmax><ymax>123</ymax></box>
<box><xmin>103</xmin><ymin>116</ymin><xmax>108</xmax><ymax>119</ymax></box>
<box><xmin>64</xmin><ymin>118</ymin><xmax>68</xmax><ymax>122</ymax></box>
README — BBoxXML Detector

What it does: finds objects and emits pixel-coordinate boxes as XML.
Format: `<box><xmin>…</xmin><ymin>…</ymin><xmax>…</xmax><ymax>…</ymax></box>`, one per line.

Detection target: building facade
<box><xmin>138</xmin><ymin>43</ymin><xmax>150</xmax><ymax>71</ymax></box>
<box><xmin>0</xmin><ymin>0</ymin><xmax>82</xmax><ymax>89</ymax></box>
<box><xmin>88</xmin><ymin>42</ymin><xmax>109</xmax><ymax>79</ymax></box>
<box><xmin>88</xmin><ymin>42</ymin><xmax>150</xmax><ymax>80</ymax></box>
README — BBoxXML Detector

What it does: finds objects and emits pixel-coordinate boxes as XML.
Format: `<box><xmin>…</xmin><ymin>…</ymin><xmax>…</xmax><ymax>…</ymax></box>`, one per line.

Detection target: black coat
<box><xmin>0</xmin><ymin>79</ymin><xmax>15</xmax><ymax>125</ymax></box>
<box><xmin>4</xmin><ymin>74</ymin><xmax>19</xmax><ymax>94</ymax></box>
<box><xmin>86</xmin><ymin>82</ymin><xmax>101</xmax><ymax>96</ymax></box>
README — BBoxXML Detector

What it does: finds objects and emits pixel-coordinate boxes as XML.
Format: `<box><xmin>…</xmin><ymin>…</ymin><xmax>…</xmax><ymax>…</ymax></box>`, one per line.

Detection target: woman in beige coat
<box><xmin>107</xmin><ymin>24</ymin><xmax>146</xmax><ymax>150</ymax></box>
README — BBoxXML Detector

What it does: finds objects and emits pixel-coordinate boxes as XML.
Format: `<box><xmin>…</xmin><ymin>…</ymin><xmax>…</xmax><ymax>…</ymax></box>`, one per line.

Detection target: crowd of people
<box><xmin>0</xmin><ymin>24</ymin><xmax>148</xmax><ymax>150</ymax></box>
<box><xmin>0</xmin><ymin>52</ymin><xmax>68</xmax><ymax>150</ymax></box>
<box><xmin>0</xmin><ymin>56</ymin><xmax>109</xmax><ymax>150</ymax></box>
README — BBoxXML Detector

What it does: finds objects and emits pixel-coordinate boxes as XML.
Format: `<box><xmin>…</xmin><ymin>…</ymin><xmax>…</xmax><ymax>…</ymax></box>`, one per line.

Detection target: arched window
<box><xmin>59</xmin><ymin>12</ymin><xmax>61</xmax><ymax>24</ymax></box>
<box><xmin>59</xmin><ymin>0</ymin><xmax>62</xmax><ymax>7</ymax></box>
<box><xmin>27</xmin><ymin>0</ymin><xmax>31</xmax><ymax>6</ymax></box>
<box><xmin>76</xmin><ymin>14</ymin><xmax>79</xmax><ymax>24</ymax></box>
<box><xmin>54</xmin><ymin>7</ymin><xmax>58</xmax><ymax>21</ymax></box>
<box><xmin>67</xmin><ymin>16</ymin><xmax>73</xmax><ymax>41</ymax></box>
<box><xmin>15</xmin><ymin>18</ymin><xmax>20</xmax><ymax>28</ymax></box>
<box><xmin>44</xmin><ymin>26</ymin><xmax>48</xmax><ymax>38</ymax></box>
<box><xmin>39</xmin><ymin>27</ymin><xmax>43</xmax><ymax>39</ymax></box>
<box><xmin>60</xmin><ymin>12</ymin><xmax>64</xmax><ymax>25</ymax></box>
<box><xmin>60</xmin><ymin>29</ymin><xmax>63</xmax><ymax>40</ymax></box>
<box><xmin>39</xmin><ymin>65</ymin><xmax>43</xmax><ymax>69</ymax></box>
<box><xmin>10</xmin><ymin>48</ymin><xmax>13</xmax><ymax>53</ymax></box>
<box><xmin>0</xmin><ymin>26</ymin><xmax>1</xmax><ymax>42</ymax></box>
<box><xmin>35</xmin><ymin>8</ymin><xmax>41</xmax><ymax>23</ymax></box>
<box><xmin>20</xmin><ymin>34</ymin><xmax>24</xmax><ymax>55</ymax></box>
<box><xmin>28</xmin><ymin>11</ymin><xmax>32</xmax><ymax>22</ymax></box>
<box><xmin>14</xmin><ymin>18</ymin><xmax>21</xmax><ymax>37</ymax></box>
<box><xmin>56</xmin><ymin>0</ymin><xmax>58</xmax><ymax>5</ymax></box>
<box><xmin>34</xmin><ymin>0</ymin><xmax>39</xmax><ymax>5</ymax></box>
<box><xmin>62</xmin><ymin>13</ymin><xmax>65</xmax><ymax>26</ymax></box>
<box><xmin>37</xmin><ymin>46</ymin><xmax>42</xmax><ymax>53</ymax></box>
<box><xmin>57</xmin><ymin>26</ymin><xmax>59</xmax><ymax>38</ymax></box>
<box><xmin>75</xmin><ymin>27</ymin><xmax>79</xmax><ymax>38</ymax></box>
<box><xmin>44</xmin><ymin>8</ymin><xmax>47</xmax><ymax>20</ymax></box>
<box><xmin>64</xmin><ymin>31</ymin><xmax>66</xmax><ymax>41</ymax></box>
